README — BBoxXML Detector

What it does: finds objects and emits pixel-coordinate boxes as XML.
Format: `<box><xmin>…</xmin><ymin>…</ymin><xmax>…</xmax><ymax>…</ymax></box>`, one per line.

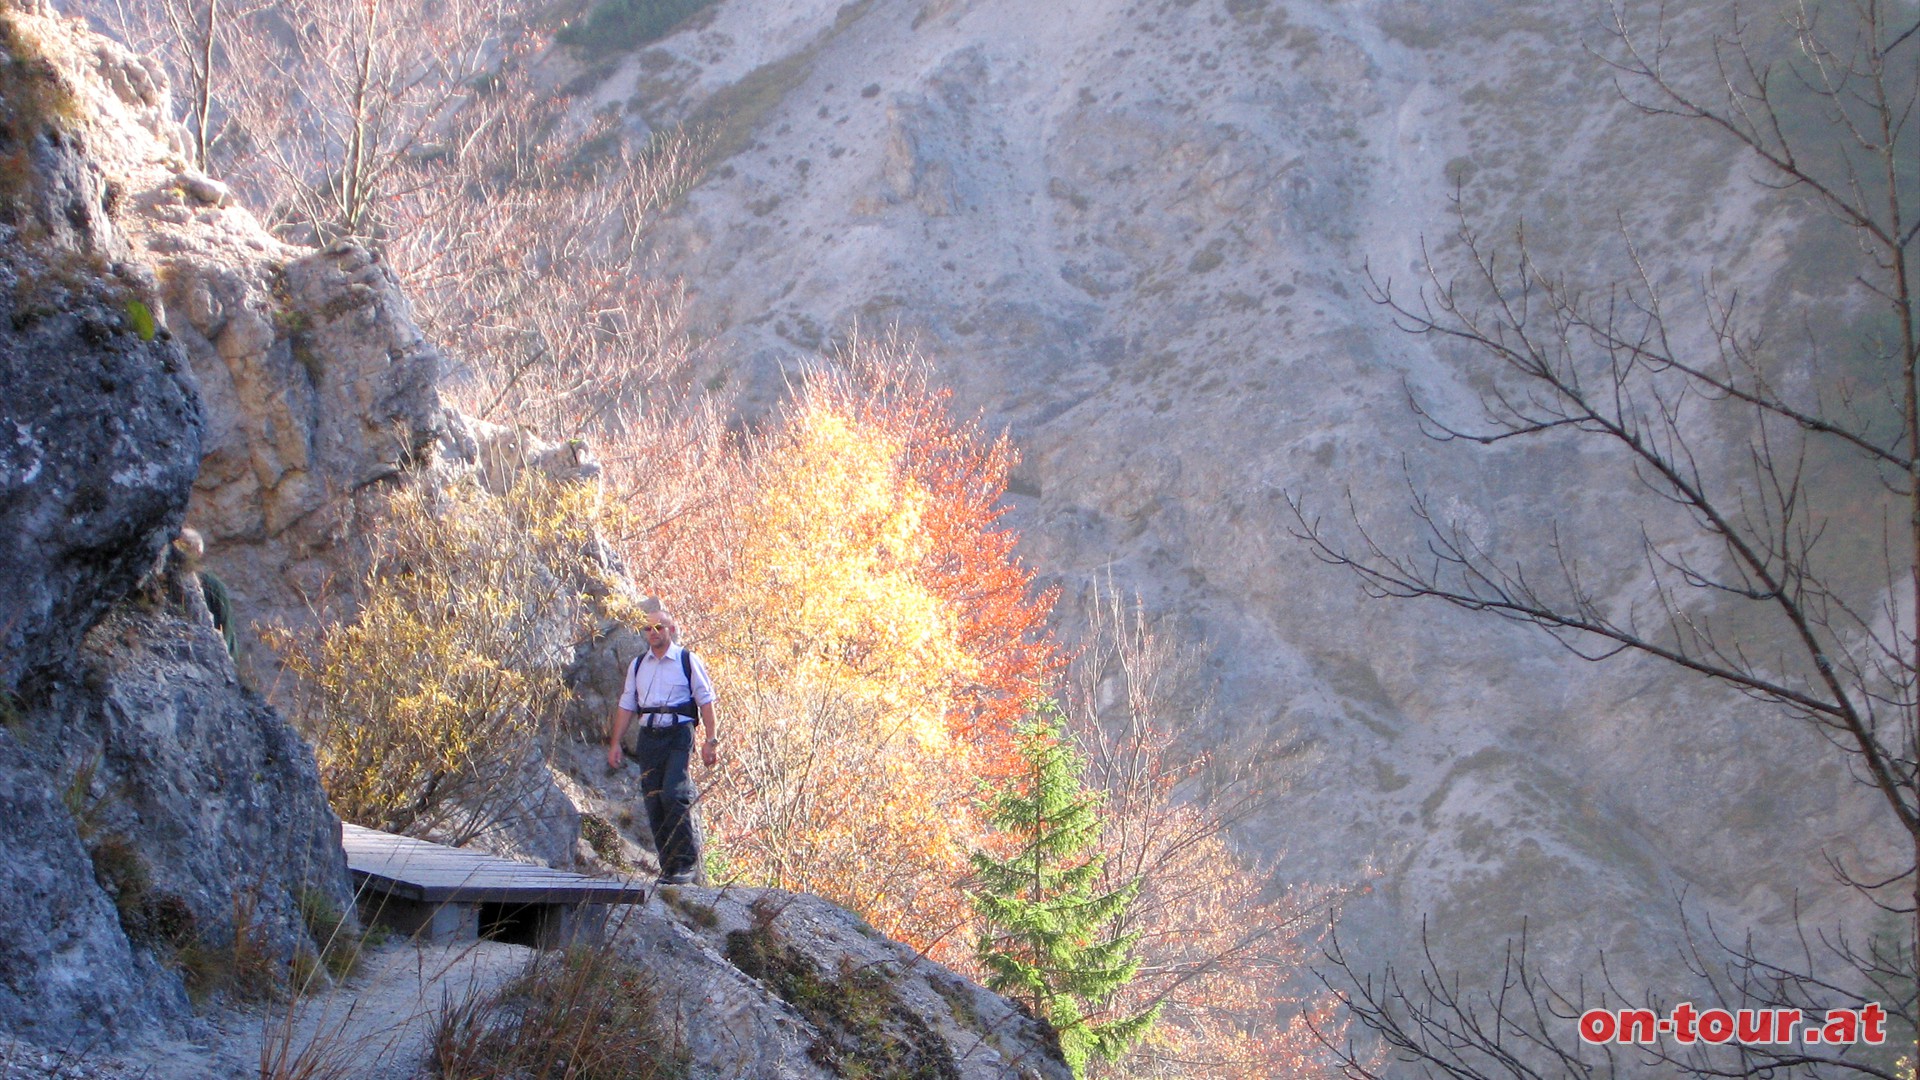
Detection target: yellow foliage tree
<box><xmin>595</xmin><ymin>338</ymin><xmax>1057</xmax><ymax>965</ymax></box>
<box><xmin>728</xmin><ymin>403</ymin><xmax>976</xmax><ymax>746</ymax></box>
<box><xmin>697</xmin><ymin>387</ymin><xmax>986</xmax><ymax>958</ymax></box>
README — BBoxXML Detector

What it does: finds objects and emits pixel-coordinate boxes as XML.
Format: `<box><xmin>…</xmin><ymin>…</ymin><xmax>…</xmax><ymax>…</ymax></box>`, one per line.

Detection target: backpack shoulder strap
<box><xmin>680</xmin><ymin>647</ymin><xmax>693</xmax><ymax>688</ymax></box>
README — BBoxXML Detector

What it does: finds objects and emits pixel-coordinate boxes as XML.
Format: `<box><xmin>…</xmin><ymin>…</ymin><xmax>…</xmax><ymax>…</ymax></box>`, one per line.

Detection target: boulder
<box><xmin>622</xmin><ymin>887</ymin><xmax>1072</xmax><ymax>1080</ymax></box>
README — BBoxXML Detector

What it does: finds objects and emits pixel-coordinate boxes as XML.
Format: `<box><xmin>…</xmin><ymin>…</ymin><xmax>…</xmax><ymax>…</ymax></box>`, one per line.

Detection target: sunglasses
<box><xmin>642</xmin><ymin>623</ymin><xmax>667</xmax><ymax>632</ymax></box>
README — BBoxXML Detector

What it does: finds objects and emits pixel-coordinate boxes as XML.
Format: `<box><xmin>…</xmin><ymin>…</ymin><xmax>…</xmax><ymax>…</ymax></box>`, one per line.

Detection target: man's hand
<box><xmin>701</xmin><ymin>734</ymin><xmax>718</xmax><ymax>768</ymax></box>
<box><xmin>608</xmin><ymin>706</ymin><xmax>634</xmax><ymax>770</ymax></box>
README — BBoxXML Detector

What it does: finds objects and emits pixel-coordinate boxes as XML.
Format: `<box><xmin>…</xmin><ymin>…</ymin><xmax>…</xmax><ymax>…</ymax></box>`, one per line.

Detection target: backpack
<box><xmin>624</xmin><ymin>648</ymin><xmax>700</xmax><ymax>728</ymax></box>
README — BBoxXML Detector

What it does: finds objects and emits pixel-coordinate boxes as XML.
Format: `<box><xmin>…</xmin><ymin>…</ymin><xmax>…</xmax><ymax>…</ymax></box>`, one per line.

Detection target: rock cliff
<box><xmin>0</xmin><ymin>10</ymin><xmax>1074</xmax><ymax>1077</ymax></box>
<box><xmin>575</xmin><ymin>0</ymin><xmax>1900</xmax><ymax>987</ymax></box>
<box><xmin>0</xmin><ymin>3</ymin><xmax>347</xmax><ymax>1045</ymax></box>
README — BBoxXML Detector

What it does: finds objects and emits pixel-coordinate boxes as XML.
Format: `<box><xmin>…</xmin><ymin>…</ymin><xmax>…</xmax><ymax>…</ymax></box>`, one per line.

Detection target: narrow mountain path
<box><xmin>2</xmin><ymin>941</ymin><xmax>532</xmax><ymax>1080</ymax></box>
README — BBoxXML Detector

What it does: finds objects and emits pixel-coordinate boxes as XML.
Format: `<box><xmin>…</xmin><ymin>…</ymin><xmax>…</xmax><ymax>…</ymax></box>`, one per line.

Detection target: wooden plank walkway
<box><xmin>342</xmin><ymin>824</ymin><xmax>649</xmax><ymax>904</ymax></box>
<box><xmin>341</xmin><ymin>823</ymin><xmax>648</xmax><ymax>945</ymax></box>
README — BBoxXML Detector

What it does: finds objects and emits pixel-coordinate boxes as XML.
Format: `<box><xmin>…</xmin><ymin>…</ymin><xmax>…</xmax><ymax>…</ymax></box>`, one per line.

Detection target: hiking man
<box><xmin>172</xmin><ymin>528</ymin><xmax>237</xmax><ymax>660</ymax></box>
<box><xmin>606</xmin><ymin>605</ymin><xmax>718</xmax><ymax>885</ymax></box>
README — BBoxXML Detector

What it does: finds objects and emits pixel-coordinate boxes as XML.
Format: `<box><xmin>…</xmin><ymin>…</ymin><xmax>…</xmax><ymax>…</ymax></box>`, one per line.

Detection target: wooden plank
<box><xmin>341</xmin><ymin>823</ymin><xmax>647</xmax><ymax>906</ymax></box>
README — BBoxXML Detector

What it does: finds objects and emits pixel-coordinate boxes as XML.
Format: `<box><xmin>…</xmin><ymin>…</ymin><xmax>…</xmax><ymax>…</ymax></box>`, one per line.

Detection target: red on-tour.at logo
<box><xmin>1578</xmin><ymin>1003</ymin><xmax>1887</xmax><ymax>1046</ymax></box>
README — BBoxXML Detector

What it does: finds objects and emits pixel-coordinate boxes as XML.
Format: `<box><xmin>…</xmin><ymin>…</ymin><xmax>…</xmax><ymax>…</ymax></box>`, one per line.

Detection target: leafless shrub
<box><xmin>1070</xmin><ymin>583</ymin><xmax>1345</xmax><ymax>1078</ymax></box>
<box><xmin>1291</xmin><ymin>0</ymin><xmax>1920</xmax><ymax>1074</ymax></box>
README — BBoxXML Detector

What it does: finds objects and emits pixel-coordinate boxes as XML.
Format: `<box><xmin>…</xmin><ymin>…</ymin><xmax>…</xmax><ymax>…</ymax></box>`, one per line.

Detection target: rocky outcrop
<box><xmin>0</xmin><ymin>5</ymin><xmax>348</xmax><ymax>1047</ymax></box>
<box><xmin>0</xmin><ymin>245</ymin><xmax>196</xmax><ymax>690</ymax></box>
<box><xmin>16</xmin><ymin>0</ymin><xmax>603</xmax><ymax>880</ymax></box>
<box><xmin>0</xmin><ymin>599</ymin><xmax>349</xmax><ymax>1047</ymax></box>
<box><xmin>0</xmin><ymin>31</ymin><xmax>196</xmax><ymax>692</ymax></box>
<box><xmin>177</xmin><ymin>240</ymin><xmax>442</xmax><ymax>541</ymax></box>
<box><xmin>0</xmin><ymin>0</ymin><xmax>447</xmax><ymax>687</ymax></box>
<box><xmin>154</xmin><ymin>201</ymin><xmax>444</xmax><ymax>683</ymax></box>
<box><xmin>627</xmin><ymin>887</ymin><xmax>1071</xmax><ymax>1080</ymax></box>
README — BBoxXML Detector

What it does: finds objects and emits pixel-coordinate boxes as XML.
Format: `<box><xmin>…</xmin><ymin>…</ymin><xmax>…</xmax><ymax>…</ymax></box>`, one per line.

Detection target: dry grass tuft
<box><xmin>429</xmin><ymin>946</ymin><xmax>686</xmax><ymax>1080</ymax></box>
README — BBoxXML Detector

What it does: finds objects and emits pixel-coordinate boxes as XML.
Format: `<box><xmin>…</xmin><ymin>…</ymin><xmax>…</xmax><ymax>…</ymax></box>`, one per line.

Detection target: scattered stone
<box><xmin>0</xmin><ymin>1034</ymin><xmax>148</xmax><ymax>1080</ymax></box>
<box><xmin>175</xmin><ymin>171</ymin><xmax>230</xmax><ymax>207</ymax></box>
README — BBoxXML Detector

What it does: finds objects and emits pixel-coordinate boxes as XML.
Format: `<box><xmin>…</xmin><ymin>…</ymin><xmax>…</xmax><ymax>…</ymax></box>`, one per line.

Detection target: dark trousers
<box><xmin>634</xmin><ymin>723</ymin><xmax>701</xmax><ymax>878</ymax></box>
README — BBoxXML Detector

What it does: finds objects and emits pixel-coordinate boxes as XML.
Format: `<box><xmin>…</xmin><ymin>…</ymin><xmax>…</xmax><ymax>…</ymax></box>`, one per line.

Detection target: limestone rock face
<box><xmin>62</xmin><ymin>602</ymin><xmax>349</xmax><ymax>959</ymax></box>
<box><xmin>182</xmin><ymin>240</ymin><xmax>441</xmax><ymax>544</ymax></box>
<box><xmin>0</xmin><ymin>730</ymin><xmax>152</xmax><ymax>1044</ymax></box>
<box><xmin>26</xmin><ymin>1</ymin><xmax>591</xmax><ymax>879</ymax></box>
<box><xmin>0</xmin><ymin>107</ymin><xmax>197</xmax><ymax>693</ymax></box>
<box><xmin>0</xmin><ymin>275</ymin><xmax>199</xmax><ymax>692</ymax></box>
<box><xmin>160</xmin><ymin>233</ymin><xmax>445</xmax><ymax>683</ymax></box>
<box><xmin>5</xmin><ymin>4</ymin><xmax>445</xmax><ymax>689</ymax></box>
<box><xmin>0</xmin><ymin>9</ymin><xmax>446</xmax><ymax>686</ymax></box>
<box><xmin>0</xmin><ymin>602</ymin><xmax>349</xmax><ymax>1046</ymax></box>
<box><xmin>0</xmin><ymin>6</ymin><xmax>348</xmax><ymax>1047</ymax></box>
<box><xmin>590</xmin><ymin>0</ymin><xmax>1899</xmax><ymax>987</ymax></box>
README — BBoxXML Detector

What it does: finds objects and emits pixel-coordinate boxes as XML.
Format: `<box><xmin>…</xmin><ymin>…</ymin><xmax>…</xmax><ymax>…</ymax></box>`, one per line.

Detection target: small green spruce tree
<box><xmin>970</xmin><ymin>702</ymin><xmax>1158</xmax><ymax>1076</ymax></box>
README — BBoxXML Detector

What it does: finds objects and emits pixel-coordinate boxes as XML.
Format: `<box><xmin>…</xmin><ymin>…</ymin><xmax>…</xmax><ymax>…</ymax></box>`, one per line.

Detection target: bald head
<box><xmin>173</xmin><ymin>528</ymin><xmax>205</xmax><ymax>569</ymax></box>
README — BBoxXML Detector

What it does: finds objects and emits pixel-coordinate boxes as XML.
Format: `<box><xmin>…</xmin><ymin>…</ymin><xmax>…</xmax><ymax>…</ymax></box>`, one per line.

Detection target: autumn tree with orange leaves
<box><xmin>598</xmin><ymin>342</ymin><xmax>1347</xmax><ymax>1077</ymax></box>
<box><xmin>604</xmin><ymin>335</ymin><xmax>1060</xmax><ymax>964</ymax></box>
<box><xmin>805</xmin><ymin>339</ymin><xmax>1064</xmax><ymax>773</ymax></box>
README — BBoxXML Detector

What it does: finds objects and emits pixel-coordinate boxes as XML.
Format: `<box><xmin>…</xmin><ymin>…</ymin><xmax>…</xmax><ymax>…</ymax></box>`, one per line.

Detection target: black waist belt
<box><xmin>641</xmin><ymin>700</ymin><xmax>699</xmax><ymax>728</ymax></box>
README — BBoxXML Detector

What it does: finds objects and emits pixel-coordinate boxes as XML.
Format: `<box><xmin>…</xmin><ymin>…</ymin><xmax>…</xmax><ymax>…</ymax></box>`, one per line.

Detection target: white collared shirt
<box><xmin>619</xmin><ymin>644</ymin><xmax>716</xmax><ymax>713</ymax></box>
